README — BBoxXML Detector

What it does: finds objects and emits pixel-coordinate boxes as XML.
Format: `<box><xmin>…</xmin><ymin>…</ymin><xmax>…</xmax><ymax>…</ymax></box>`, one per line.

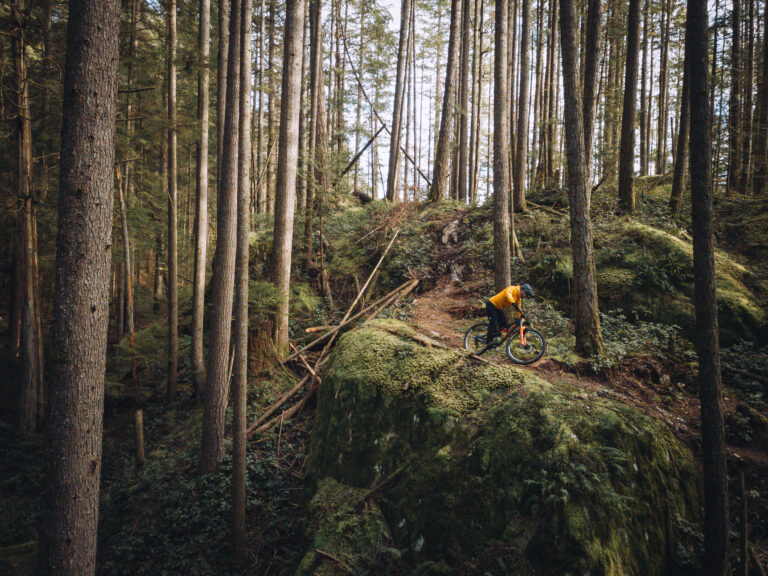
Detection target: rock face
<box><xmin>300</xmin><ymin>320</ymin><xmax>700</xmax><ymax>575</ymax></box>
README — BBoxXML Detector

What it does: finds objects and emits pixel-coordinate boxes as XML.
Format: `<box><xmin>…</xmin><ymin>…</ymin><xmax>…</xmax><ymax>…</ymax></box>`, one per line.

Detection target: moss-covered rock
<box><xmin>303</xmin><ymin>320</ymin><xmax>700</xmax><ymax>575</ymax></box>
<box><xmin>530</xmin><ymin>219</ymin><xmax>767</xmax><ymax>345</ymax></box>
<box><xmin>296</xmin><ymin>478</ymin><xmax>393</xmax><ymax>576</ymax></box>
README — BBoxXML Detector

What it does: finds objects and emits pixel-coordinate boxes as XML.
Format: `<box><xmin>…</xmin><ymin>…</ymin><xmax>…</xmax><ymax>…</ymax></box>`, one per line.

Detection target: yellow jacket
<box><xmin>489</xmin><ymin>285</ymin><xmax>522</xmax><ymax>317</ymax></box>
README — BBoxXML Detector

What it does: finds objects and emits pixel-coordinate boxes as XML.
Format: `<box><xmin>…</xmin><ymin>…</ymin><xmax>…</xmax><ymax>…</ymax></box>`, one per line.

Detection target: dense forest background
<box><xmin>1</xmin><ymin>0</ymin><xmax>767</xmax><ymax>574</ymax></box>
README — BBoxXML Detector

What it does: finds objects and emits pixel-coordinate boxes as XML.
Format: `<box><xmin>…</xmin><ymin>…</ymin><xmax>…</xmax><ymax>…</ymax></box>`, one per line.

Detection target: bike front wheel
<box><xmin>463</xmin><ymin>323</ymin><xmax>490</xmax><ymax>354</ymax></box>
<box><xmin>506</xmin><ymin>328</ymin><xmax>547</xmax><ymax>365</ymax></box>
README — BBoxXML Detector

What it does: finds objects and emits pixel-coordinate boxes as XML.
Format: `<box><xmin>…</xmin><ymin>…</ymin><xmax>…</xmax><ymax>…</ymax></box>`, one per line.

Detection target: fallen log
<box><xmin>284</xmin><ymin>278</ymin><xmax>419</xmax><ymax>362</ymax></box>
<box><xmin>290</xmin><ymin>342</ymin><xmax>321</xmax><ymax>383</ymax></box>
<box><xmin>245</xmin><ymin>375</ymin><xmax>309</xmax><ymax>436</ymax></box>
<box><xmin>247</xmin><ymin>386</ymin><xmax>316</xmax><ymax>438</ymax></box>
<box><xmin>304</xmin><ymin>325</ymin><xmax>334</xmax><ymax>333</ymax></box>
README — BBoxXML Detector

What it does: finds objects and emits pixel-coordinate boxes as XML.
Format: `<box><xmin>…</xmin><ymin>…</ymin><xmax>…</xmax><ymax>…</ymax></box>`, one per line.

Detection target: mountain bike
<box><xmin>463</xmin><ymin>318</ymin><xmax>547</xmax><ymax>365</ymax></box>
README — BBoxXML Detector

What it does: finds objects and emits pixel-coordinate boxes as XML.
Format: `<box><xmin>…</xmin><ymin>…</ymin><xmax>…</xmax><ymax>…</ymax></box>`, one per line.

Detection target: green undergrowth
<box><xmin>303</xmin><ymin>320</ymin><xmax>701</xmax><ymax>575</ymax></box>
<box><xmin>522</xmin><ymin>188</ymin><xmax>767</xmax><ymax>346</ymax></box>
<box><xmin>97</xmin><ymin>370</ymin><xmax>308</xmax><ymax>576</ymax></box>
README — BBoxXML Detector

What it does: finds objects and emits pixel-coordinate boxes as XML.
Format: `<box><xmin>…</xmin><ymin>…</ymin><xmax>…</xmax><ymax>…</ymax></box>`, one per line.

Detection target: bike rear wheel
<box><xmin>506</xmin><ymin>328</ymin><xmax>546</xmax><ymax>365</ymax></box>
<box><xmin>463</xmin><ymin>323</ymin><xmax>490</xmax><ymax>354</ymax></box>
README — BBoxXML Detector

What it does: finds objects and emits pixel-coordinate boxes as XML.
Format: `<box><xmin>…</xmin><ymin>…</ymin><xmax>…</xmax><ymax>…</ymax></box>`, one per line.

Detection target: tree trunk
<box><xmin>532</xmin><ymin>0</ymin><xmax>544</xmax><ymax>185</ymax></box>
<box><xmin>232</xmin><ymin>0</ymin><xmax>251</xmax><ymax>563</ymax></box>
<box><xmin>167</xmin><ymin>0</ymin><xmax>179</xmax><ymax>401</ymax></box>
<box><xmin>217</xmin><ymin>0</ymin><xmax>230</xmax><ymax>184</ymax></box>
<box><xmin>11</xmin><ymin>0</ymin><xmax>42</xmax><ymax>434</ymax></box>
<box><xmin>272</xmin><ymin>0</ymin><xmax>307</xmax><ymax>352</ymax></box>
<box><xmin>687</xmin><ymin>0</ymin><xmax>730</xmax><ymax>573</ymax></box>
<box><xmin>192</xmin><ymin>0</ymin><xmax>211</xmax><ymax>398</ymax></box>
<box><xmin>334</xmin><ymin>0</ymin><xmax>346</xmax><ymax>151</ymax></box>
<box><xmin>656</xmin><ymin>0</ymin><xmax>670</xmax><ymax>174</ymax></box>
<box><xmin>37</xmin><ymin>1</ymin><xmax>120</xmax><ymax>573</ymax></box>
<box><xmin>639</xmin><ymin>0</ymin><xmax>648</xmax><ymax>176</ymax></box>
<box><xmin>738</xmin><ymin>0</ymin><xmax>754</xmax><ymax>193</ymax></box>
<box><xmin>752</xmin><ymin>0</ymin><xmax>768</xmax><ymax>194</ymax></box>
<box><xmin>353</xmin><ymin>0</ymin><xmax>366</xmax><ymax>193</ymax></box>
<box><xmin>559</xmin><ymin>0</ymin><xmax>604</xmax><ymax>357</ymax></box>
<box><xmin>728</xmin><ymin>0</ymin><xmax>742</xmax><ymax>193</ymax></box>
<box><xmin>494</xmin><ymin>0</ymin><xmax>512</xmax><ymax>289</ymax></box>
<box><xmin>200</xmin><ymin>0</ymin><xmax>241</xmax><ymax>474</ymax></box>
<box><xmin>305</xmin><ymin>0</ymin><xmax>329</xmax><ymax>266</ymax></box>
<box><xmin>508</xmin><ymin>0</ymin><xmax>517</xmax><ymax>183</ymax></box>
<box><xmin>471</xmin><ymin>0</ymin><xmax>485</xmax><ymax>203</ymax></box>
<box><xmin>618</xmin><ymin>0</ymin><xmax>641</xmax><ymax>213</ymax></box>
<box><xmin>117</xmin><ymin>168</ymin><xmax>144</xmax><ymax>468</ymax></box>
<box><xmin>457</xmin><ymin>0</ymin><xmax>472</xmax><ymax>203</ymax></box>
<box><xmin>153</xmin><ymin>233</ymin><xmax>164</xmax><ymax>310</ymax></box>
<box><xmin>513</xmin><ymin>0</ymin><xmax>531</xmax><ymax>212</ymax></box>
<box><xmin>670</xmin><ymin>44</ymin><xmax>690</xmax><ymax>218</ymax></box>
<box><xmin>430</xmin><ymin>0</ymin><xmax>463</xmax><ymax>201</ymax></box>
<box><xmin>256</xmin><ymin>0</ymin><xmax>267</xmax><ymax>212</ymax></box>
<box><xmin>386</xmin><ymin>0</ymin><xmax>412</xmax><ymax>202</ymax></box>
<box><xmin>468</xmin><ymin>0</ymin><xmax>481</xmax><ymax>203</ymax></box>
<box><xmin>267</xmin><ymin>0</ymin><xmax>277</xmax><ymax>212</ymax></box>
<box><xmin>582</xmin><ymin>0</ymin><xmax>601</xmax><ymax>179</ymax></box>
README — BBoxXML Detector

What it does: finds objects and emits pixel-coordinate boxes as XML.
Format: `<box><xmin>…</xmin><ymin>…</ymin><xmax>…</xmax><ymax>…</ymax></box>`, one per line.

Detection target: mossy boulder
<box><xmin>530</xmin><ymin>220</ymin><xmax>767</xmax><ymax>345</ymax></box>
<box><xmin>303</xmin><ymin>320</ymin><xmax>700</xmax><ymax>575</ymax></box>
<box><xmin>296</xmin><ymin>478</ymin><xmax>394</xmax><ymax>575</ymax></box>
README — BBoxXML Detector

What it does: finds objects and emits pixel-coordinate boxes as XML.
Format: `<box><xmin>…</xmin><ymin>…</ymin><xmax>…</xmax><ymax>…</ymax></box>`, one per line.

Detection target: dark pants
<box><xmin>486</xmin><ymin>301</ymin><xmax>507</xmax><ymax>341</ymax></box>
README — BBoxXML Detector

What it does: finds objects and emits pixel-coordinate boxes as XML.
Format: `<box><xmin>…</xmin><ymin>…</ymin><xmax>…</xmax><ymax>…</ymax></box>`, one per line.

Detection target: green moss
<box><xmin>530</xmin><ymin>217</ymin><xmax>766</xmax><ymax>345</ymax></box>
<box><xmin>296</xmin><ymin>479</ymin><xmax>392</xmax><ymax>575</ymax></box>
<box><xmin>304</xmin><ymin>321</ymin><xmax>700</xmax><ymax>575</ymax></box>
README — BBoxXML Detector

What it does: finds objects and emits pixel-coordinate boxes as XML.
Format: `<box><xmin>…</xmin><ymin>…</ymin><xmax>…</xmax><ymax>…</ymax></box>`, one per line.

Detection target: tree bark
<box><xmin>582</xmin><ymin>0</ymin><xmax>601</xmax><ymax>179</ymax></box>
<box><xmin>166</xmin><ymin>0</ymin><xmax>179</xmax><ymax>401</ymax></box>
<box><xmin>688</xmin><ymin>0</ymin><xmax>730</xmax><ymax>573</ymax></box>
<box><xmin>639</xmin><ymin>0</ymin><xmax>648</xmax><ymax>176</ymax></box>
<box><xmin>728</xmin><ymin>0</ymin><xmax>742</xmax><ymax>193</ymax></box>
<box><xmin>513</xmin><ymin>0</ymin><xmax>531</xmax><ymax>212</ymax></box>
<box><xmin>752</xmin><ymin>0</ymin><xmax>768</xmax><ymax>194</ymax></box>
<box><xmin>386</xmin><ymin>0</ymin><xmax>412</xmax><ymax>201</ymax></box>
<box><xmin>457</xmin><ymin>0</ymin><xmax>472</xmax><ymax>203</ymax></box>
<box><xmin>494</xmin><ymin>0</ymin><xmax>512</xmax><ymax>289</ymax></box>
<box><xmin>353</xmin><ymin>0</ymin><xmax>366</xmax><ymax>193</ymax></box>
<box><xmin>656</xmin><ymin>0</ymin><xmax>671</xmax><ymax>174</ymax></box>
<box><xmin>217</xmin><ymin>0</ymin><xmax>230</xmax><ymax>184</ymax></box>
<box><xmin>267</xmin><ymin>0</ymin><xmax>277</xmax><ymax>212</ymax></box>
<box><xmin>232</xmin><ymin>0</ymin><xmax>251</xmax><ymax>563</ymax></box>
<box><xmin>670</xmin><ymin>44</ymin><xmax>690</xmax><ymax>218</ymax></box>
<box><xmin>200</xmin><ymin>0</ymin><xmax>241</xmax><ymax>474</ymax></box>
<box><xmin>37</xmin><ymin>1</ymin><xmax>120</xmax><ymax>573</ymax></box>
<box><xmin>738</xmin><ymin>0</ymin><xmax>754</xmax><ymax>193</ymax></box>
<box><xmin>618</xmin><ymin>0</ymin><xmax>642</xmax><ymax>213</ymax></box>
<box><xmin>468</xmin><ymin>0</ymin><xmax>482</xmax><ymax>203</ymax></box>
<box><xmin>192</xmin><ymin>0</ymin><xmax>211</xmax><ymax>398</ymax></box>
<box><xmin>11</xmin><ymin>0</ymin><xmax>42</xmax><ymax>433</ymax></box>
<box><xmin>305</xmin><ymin>0</ymin><xmax>329</xmax><ymax>266</ymax></box>
<box><xmin>272</xmin><ymin>0</ymin><xmax>307</xmax><ymax>352</ymax></box>
<box><xmin>430</xmin><ymin>0</ymin><xmax>463</xmax><ymax>201</ymax></box>
<box><xmin>559</xmin><ymin>0</ymin><xmax>604</xmax><ymax>357</ymax></box>
<box><xmin>257</xmin><ymin>0</ymin><xmax>267</xmax><ymax>212</ymax></box>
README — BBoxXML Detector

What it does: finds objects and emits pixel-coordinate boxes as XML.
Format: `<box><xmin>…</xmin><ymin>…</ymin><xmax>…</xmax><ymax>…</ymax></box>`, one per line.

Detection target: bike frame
<box><xmin>495</xmin><ymin>320</ymin><xmax>527</xmax><ymax>348</ymax></box>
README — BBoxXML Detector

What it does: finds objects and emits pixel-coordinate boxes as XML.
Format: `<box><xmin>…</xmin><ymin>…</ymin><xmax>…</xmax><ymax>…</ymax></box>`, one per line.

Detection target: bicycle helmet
<box><xmin>520</xmin><ymin>283</ymin><xmax>535</xmax><ymax>298</ymax></box>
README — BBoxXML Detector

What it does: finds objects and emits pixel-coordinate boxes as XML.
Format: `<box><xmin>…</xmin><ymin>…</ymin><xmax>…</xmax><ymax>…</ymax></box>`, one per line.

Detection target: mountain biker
<box><xmin>485</xmin><ymin>283</ymin><xmax>534</xmax><ymax>345</ymax></box>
